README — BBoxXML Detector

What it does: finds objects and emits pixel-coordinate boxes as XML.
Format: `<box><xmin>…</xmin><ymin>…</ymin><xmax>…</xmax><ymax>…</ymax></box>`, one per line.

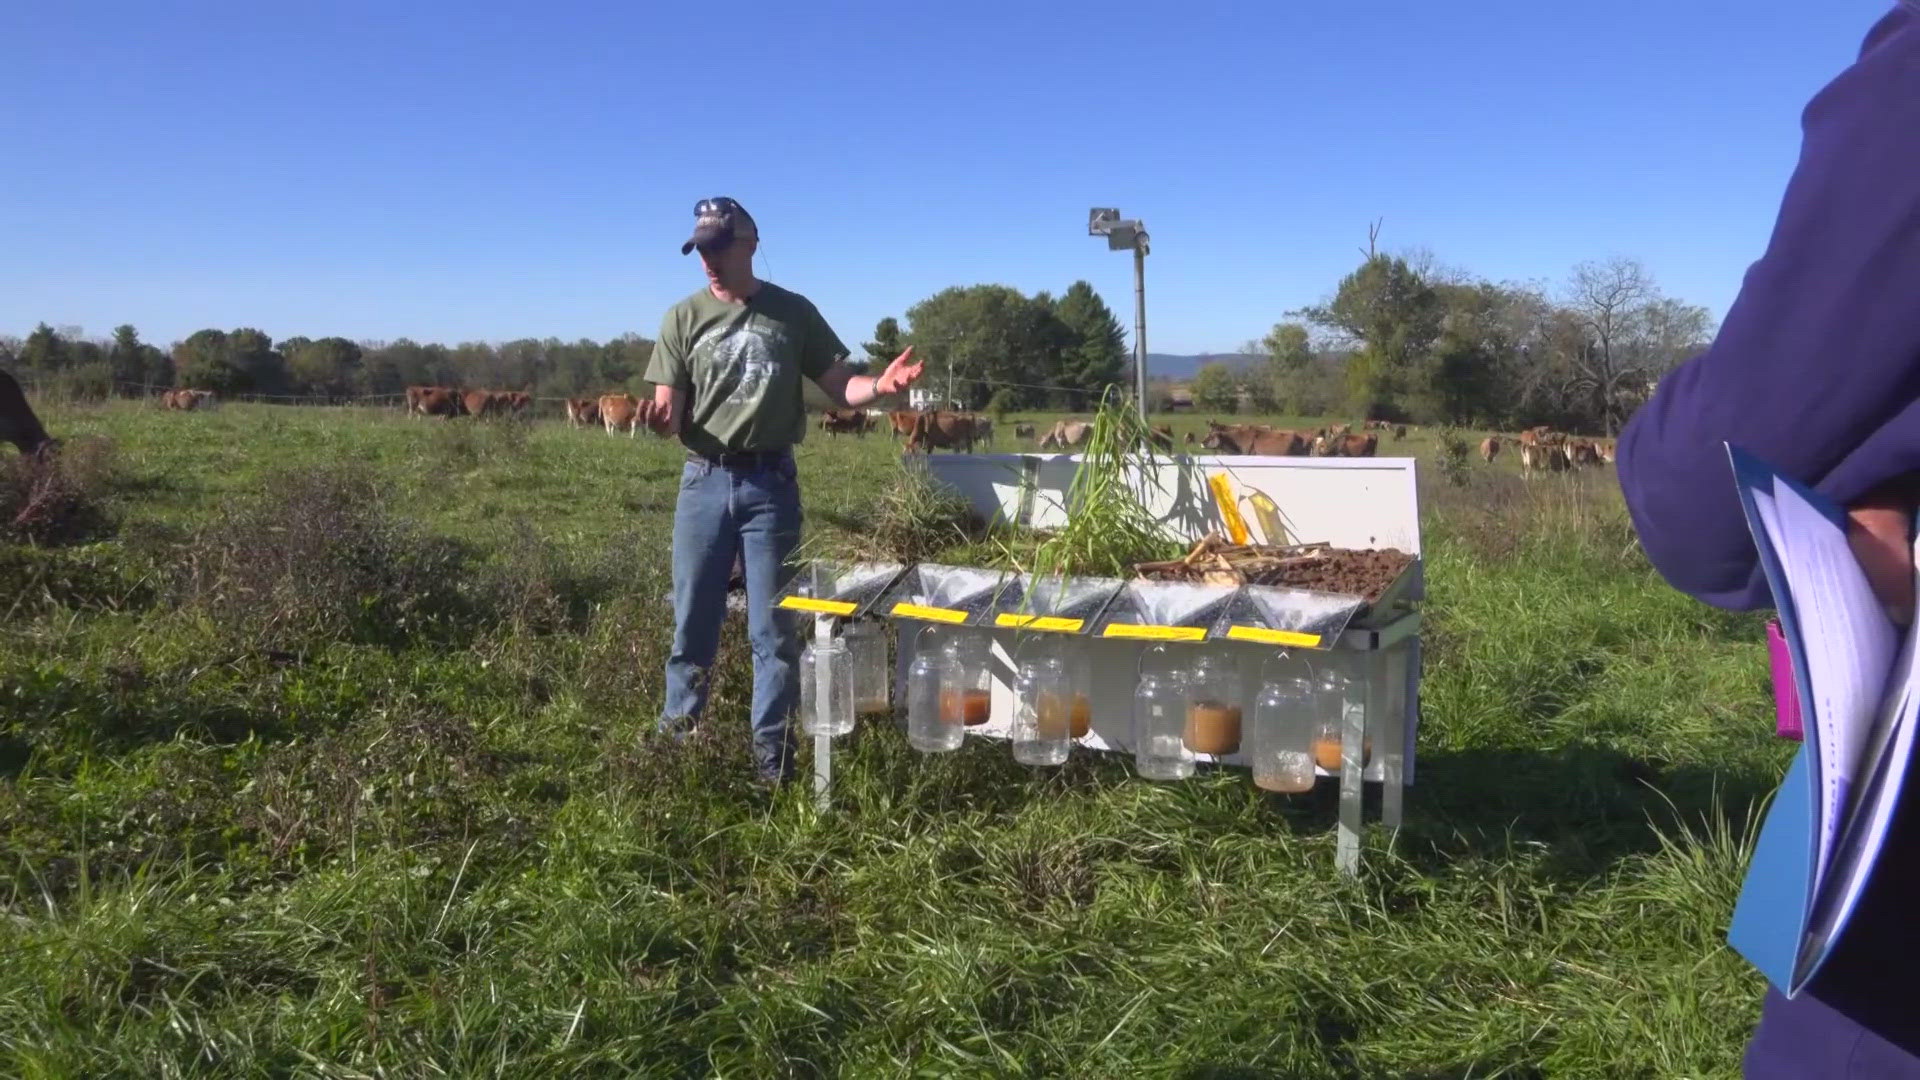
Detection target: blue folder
<box><xmin>1724</xmin><ymin>443</ymin><xmax>1920</xmax><ymax>999</ymax></box>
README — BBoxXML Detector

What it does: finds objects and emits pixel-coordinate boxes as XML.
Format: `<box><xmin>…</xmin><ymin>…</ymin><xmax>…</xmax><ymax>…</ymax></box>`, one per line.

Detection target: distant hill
<box><xmin>1131</xmin><ymin>352</ymin><xmax>1266</xmax><ymax>380</ymax></box>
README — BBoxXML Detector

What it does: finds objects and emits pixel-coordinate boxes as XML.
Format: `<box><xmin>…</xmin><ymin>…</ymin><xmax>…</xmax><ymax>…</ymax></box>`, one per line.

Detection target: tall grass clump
<box><xmin>1024</xmin><ymin>389</ymin><xmax>1183</xmax><ymax>578</ymax></box>
<box><xmin>173</xmin><ymin>463</ymin><xmax>472</xmax><ymax>651</ymax></box>
<box><xmin>1</xmin><ymin>438</ymin><xmax>122</xmax><ymax>545</ymax></box>
<box><xmin>823</xmin><ymin>459</ymin><xmax>982</xmax><ymax>564</ymax></box>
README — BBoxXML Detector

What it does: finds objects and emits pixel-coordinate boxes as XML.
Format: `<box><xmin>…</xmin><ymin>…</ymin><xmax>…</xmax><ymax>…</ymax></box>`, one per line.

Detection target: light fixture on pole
<box><xmin>1088</xmin><ymin>207</ymin><xmax>1150</xmax><ymax>423</ymax></box>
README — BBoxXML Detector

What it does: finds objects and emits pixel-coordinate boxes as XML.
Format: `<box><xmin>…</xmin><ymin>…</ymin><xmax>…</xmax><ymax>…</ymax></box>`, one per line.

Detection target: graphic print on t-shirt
<box><xmin>696</xmin><ymin>323</ymin><xmax>791</xmax><ymax>406</ymax></box>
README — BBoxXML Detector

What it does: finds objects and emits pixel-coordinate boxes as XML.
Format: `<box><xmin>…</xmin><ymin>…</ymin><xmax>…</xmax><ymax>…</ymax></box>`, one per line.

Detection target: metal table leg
<box><xmin>1336</xmin><ymin>656</ymin><xmax>1370</xmax><ymax>875</ymax></box>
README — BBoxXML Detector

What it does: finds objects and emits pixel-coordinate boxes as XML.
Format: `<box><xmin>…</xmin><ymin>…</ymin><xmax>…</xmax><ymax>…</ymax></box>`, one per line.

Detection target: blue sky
<box><xmin>0</xmin><ymin>1</ymin><xmax>1897</xmax><ymax>356</ymax></box>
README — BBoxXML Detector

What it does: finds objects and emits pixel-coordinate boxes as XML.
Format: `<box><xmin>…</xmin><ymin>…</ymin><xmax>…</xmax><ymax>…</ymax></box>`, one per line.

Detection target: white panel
<box><xmin>919</xmin><ymin>453</ymin><xmax>1422</xmax><ymax>557</ymax></box>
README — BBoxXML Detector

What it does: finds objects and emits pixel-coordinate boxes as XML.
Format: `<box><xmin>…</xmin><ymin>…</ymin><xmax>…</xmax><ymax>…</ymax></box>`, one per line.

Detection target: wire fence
<box><xmin>17</xmin><ymin>373</ymin><xmax>1135</xmax><ymax>411</ymax></box>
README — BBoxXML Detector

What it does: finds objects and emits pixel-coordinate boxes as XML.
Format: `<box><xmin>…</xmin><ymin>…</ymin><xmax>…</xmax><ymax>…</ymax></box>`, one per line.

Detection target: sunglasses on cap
<box><xmin>696</xmin><ymin>197</ymin><xmax>745</xmax><ymax>217</ymax></box>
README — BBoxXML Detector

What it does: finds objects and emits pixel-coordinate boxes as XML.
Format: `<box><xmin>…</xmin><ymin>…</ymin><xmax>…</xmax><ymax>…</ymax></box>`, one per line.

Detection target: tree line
<box><xmin>1187</xmin><ymin>235</ymin><xmax>1715</xmax><ymax>435</ymax></box>
<box><xmin>5</xmin><ymin>244</ymin><xmax>1707</xmax><ymax>434</ymax></box>
<box><xmin>2</xmin><ymin>276</ymin><xmax>1133</xmax><ymax>413</ymax></box>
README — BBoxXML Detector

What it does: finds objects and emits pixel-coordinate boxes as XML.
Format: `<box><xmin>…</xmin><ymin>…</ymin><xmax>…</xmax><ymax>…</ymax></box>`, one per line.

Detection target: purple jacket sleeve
<box><xmin>1617</xmin><ymin>3</ymin><xmax>1920</xmax><ymax>610</ymax></box>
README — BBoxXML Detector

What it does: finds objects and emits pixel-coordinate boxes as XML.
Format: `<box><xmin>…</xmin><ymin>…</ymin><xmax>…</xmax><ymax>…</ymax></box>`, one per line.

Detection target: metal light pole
<box><xmin>1089</xmin><ymin>208</ymin><xmax>1150</xmax><ymax>423</ymax></box>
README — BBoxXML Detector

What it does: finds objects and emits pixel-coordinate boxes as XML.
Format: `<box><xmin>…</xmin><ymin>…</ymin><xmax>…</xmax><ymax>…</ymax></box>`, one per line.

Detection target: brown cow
<box><xmin>1202</xmin><ymin>425</ymin><xmax>1309</xmax><ymax>456</ymax></box>
<box><xmin>501</xmin><ymin>391</ymin><xmax>532</xmax><ymax>416</ymax></box>
<box><xmin>1313</xmin><ymin>432</ymin><xmax>1379</xmax><ymax>457</ymax></box>
<box><xmin>887</xmin><ymin>410</ymin><xmax>920</xmax><ymax>441</ymax></box>
<box><xmin>1183</xmin><ymin>431</ymin><xmax>1196</xmax><ymax>445</ymax></box>
<box><xmin>819</xmin><ymin>408</ymin><xmax>867</xmax><ymax>436</ymax></box>
<box><xmin>1</xmin><ymin>370</ymin><xmax>55</xmax><ymax>455</ymax></box>
<box><xmin>1392</xmin><ymin>424</ymin><xmax>1407</xmax><ymax>440</ymax></box>
<box><xmin>972</xmin><ymin>415</ymin><xmax>994</xmax><ymax>448</ymax></box>
<box><xmin>1597</xmin><ymin>439</ymin><xmax>1616</xmax><ymax>464</ymax></box>
<box><xmin>1479</xmin><ymin>435</ymin><xmax>1501</xmax><ymax>463</ymax></box>
<box><xmin>1520</xmin><ymin>432</ymin><xmax>1570</xmax><ymax>476</ymax></box>
<box><xmin>1013</xmin><ymin>422</ymin><xmax>1036</xmax><ymax>440</ymax></box>
<box><xmin>409</xmin><ymin>386</ymin><xmax>464</xmax><ymax>419</ymax></box>
<box><xmin>565</xmin><ymin>397</ymin><xmax>601</xmax><ymax>428</ymax></box>
<box><xmin>905</xmin><ymin>410</ymin><xmax>978</xmax><ymax>453</ymax></box>
<box><xmin>1037</xmin><ymin>419</ymin><xmax>1093</xmax><ymax>451</ymax></box>
<box><xmin>462</xmin><ymin>390</ymin><xmax>502</xmax><ymax>418</ymax></box>
<box><xmin>1147</xmin><ymin>424</ymin><xmax>1175</xmax><ymax>452</ymax></box>
<box><xmin>599</xmin><ymin>393</ymin><xmax>641</xmax><ymax>436</ymax></box>
<box><xmin>1569</xmin><ymin>439</ymin><xmax>1601</xmax><ymax>468</ymax></box>
<box><xmin>162</xmin><ymin>388</ymin><xmax>215</xmax><ymax>411</ymax></box>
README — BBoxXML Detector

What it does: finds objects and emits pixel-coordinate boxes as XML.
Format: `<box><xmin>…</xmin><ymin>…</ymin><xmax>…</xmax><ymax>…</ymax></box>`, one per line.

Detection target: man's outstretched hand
<box><xmin>873</xmin><ymin>347</ymin><xmax>924</xmax><ymax>397</ymax></box>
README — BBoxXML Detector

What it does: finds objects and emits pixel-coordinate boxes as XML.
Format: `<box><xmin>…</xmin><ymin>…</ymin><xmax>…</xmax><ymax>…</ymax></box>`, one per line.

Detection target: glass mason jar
<box><xmin>1310</xmin><ymin>664</ymin><xmax>1372</xmax><ymax>772</ymax></box>
<box><xmin>843</xmin><ymin>619</ymin><xmax>891</xmax><ymax>718</ymax></box>
<box><xmin>1133</xmin><ymin>645</ymin><xmax>1193</xmax><ymax>780</ymax></box>
<box><xmin>1249</xmin><ymin>658</ymin><xmax>1317</xmax><ymax>793</ymax></box>
<box><xmin>938</xmin><ymin>629</ymin><xmax>994</xmax><ymax>728</ymax></box>
<box><xmin>905</xmin><ymin>627</ymin><xmax>961</xmax><ymax>753</ymax></box>
<box><xmin>1059</xmin><ymin>640</ymin><xmax>1093</xmax><ymax>739</ymax></box>
<box><xmin>1012</xmin><ymin>654</ymin><xmax>1072</xmax><ymax>766</ymax></box>
<box><xmin>1184</xmin><ymin>651</ymin><xmax>1243</xmax><ymax>756</ymax></box>
<box><xmin>802</xmin><ymin>635</ymin><xmax>854</xmax><ymax>737</ymax></box>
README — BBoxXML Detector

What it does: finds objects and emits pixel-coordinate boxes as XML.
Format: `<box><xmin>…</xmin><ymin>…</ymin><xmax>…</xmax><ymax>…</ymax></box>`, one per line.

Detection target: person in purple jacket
<box><xmin>1617</xmin><ymin>3</ymin><xmax>1920</xmax><ymax>1075</ymax></box>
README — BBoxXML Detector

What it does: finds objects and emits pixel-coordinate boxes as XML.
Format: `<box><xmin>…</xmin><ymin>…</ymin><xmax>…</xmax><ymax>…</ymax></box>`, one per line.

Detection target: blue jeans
<box><xmin>660</xmin><ymin>452</ymin><xmax>803</xmax><ymax>779</ymax></box>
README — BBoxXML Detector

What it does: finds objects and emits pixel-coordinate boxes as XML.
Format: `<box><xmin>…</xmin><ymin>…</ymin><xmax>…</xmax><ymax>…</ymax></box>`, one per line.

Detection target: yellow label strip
<box><xmin>1225</xmin><ymin>625</ymin><xmax>1322</xmax><ymax>647</ymax></box>
<box><xmin>994</xmin><ymin>614</ymin><xmax>1084</xmax><ymax>632</ymax></box>
<box><xmin>891</xmin><ymin>602</ymin><xmax>969</xmax><ymax>623</ymax></box>
<box><xmin>1101</xmin><ymin>623</ymin><xmax>1207</xmax><ymax>642</ymax></box>
<box><xmin>778</xmin><ymin>596</ymin><xmax>857</xmax><ymax>615</ymax></box>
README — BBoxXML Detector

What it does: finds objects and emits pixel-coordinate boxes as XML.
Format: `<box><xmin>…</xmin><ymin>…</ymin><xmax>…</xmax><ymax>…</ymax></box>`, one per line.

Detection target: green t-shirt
<box><xmin>643</xmin><ymin>283</ymin><xmax>848</xmax><ymax>457</ymax></box>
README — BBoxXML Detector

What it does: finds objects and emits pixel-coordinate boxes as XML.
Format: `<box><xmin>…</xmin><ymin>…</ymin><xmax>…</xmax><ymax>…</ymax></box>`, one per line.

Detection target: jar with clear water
<box><xmin>1310</xmin><ymin>663</ymin><xmax>1372</xmax><ymax>772</ymax></box>
<box><xmin>1185</xmin><ymin>651</ymin><xmax>1243</xmax><ymax>756</ymax></box>
<box><xmin>800</xmin><ymin>634</ymin><xmax>854</xmax><ymax>738</ymax></box>
<box><xmin>1133</xmin><ymin>645</ymin><xmax>1193</xmax><ymax>780</ymax></box>
<box><xmin>905</xmin><ymin>626</ymin><xmax>961</xmax><ymax>753</ymax></box>
<box><xmin>1011</xmin><ymin>649</ymin><xmax>1072</xmax><ymax>766</ymax></box>
<box><xmin>843</xmin><ymin>619</ymin><xmax>891</xmax><ymax>718</ymax></box>
<box><xmin>939</xmin><ymin>629</ymin><xmax>994</xmax><ymax>728</ymax></box>
<box><xmin>1249</xmin><ymin>656</ymin><xmax>1318</xmax><ymax>793</ymax></box>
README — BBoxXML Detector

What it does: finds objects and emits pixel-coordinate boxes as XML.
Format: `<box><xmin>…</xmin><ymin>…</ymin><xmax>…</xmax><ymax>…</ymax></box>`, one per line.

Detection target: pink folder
<box><xmin>1767</xmin><ymin>617</ymin><xmax>1803</xmax><ymax>741</ymax></box>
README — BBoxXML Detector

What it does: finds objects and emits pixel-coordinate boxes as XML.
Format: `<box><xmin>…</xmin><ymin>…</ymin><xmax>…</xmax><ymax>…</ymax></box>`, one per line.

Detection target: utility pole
<box><xmin>1089</xmin><ymin>208</ymin><xmax>1151</xmax><ymax>424</ymax></box>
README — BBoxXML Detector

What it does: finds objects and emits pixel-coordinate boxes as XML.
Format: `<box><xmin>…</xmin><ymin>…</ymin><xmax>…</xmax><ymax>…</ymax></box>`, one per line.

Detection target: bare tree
<box><xmin>1560</xmin><ymin>257</ymin><xmax>1713</xmax><ymax>434</ymax></box>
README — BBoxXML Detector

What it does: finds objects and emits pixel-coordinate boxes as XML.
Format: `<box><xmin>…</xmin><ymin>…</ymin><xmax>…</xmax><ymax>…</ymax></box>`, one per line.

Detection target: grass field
<box><xmin>0</xmin><ymin>401</ymin><xmax>1787</xmax><ymax>1078</ymax></box>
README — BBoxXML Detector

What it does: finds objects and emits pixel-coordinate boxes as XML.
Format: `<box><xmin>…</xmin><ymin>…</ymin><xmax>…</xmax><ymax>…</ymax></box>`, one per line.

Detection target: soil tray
<box><xmin>1136</xmin><ymin>535</ymin><xmax>1415</xmax><ymax>606</ymax></box>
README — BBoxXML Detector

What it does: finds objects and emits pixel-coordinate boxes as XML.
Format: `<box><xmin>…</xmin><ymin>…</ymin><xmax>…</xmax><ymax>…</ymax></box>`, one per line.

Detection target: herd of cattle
<box><xmin>0</xmin><ymin>371</ymin><xmax>1616</xmax><ymax>483</ymax></box>
<box><xmin>1478</xmin><ymin>427</ymin><xmax>1617</xmax><ymax>475</ymax></box>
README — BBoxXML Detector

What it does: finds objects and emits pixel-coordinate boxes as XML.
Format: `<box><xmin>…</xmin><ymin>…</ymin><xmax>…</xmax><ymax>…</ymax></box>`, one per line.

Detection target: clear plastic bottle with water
<box><xmin>1133</xmin><ymin>645</ymin><xmax>1194</xmax><ymax>780</ymax></box>
<box><xmin>1249</xmin><ymin>656</ymin><xmax>1318</xmax><ymax>793</ymax></box>
<box><xmin>1012</xmin><ymin>651</ymin><xmax>1072</xmax><ymax>766</ymax></box>
<box><xmin>905</xmin><ymin>627</ymin><xmax>962</xmax><ymax>753</ymax></box>
<box><xmin>801</xmin><ymin>635</ymin><xmax>854</xmax><ymax>737</ymax></box>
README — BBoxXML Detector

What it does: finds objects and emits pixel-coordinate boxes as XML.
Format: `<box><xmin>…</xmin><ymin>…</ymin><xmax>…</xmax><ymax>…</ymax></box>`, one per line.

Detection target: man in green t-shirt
<box><xmin>639</xmin><ymin>197</ymin><xmax>925</xmax><ymax>785</ymax></box>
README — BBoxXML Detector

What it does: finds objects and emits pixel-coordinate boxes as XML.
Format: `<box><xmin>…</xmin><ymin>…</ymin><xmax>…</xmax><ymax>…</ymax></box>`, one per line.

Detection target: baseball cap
<box><xmin>681</xmin><ymin>197</ymin><xmax>759</xmax><ymax>255</ymax></box>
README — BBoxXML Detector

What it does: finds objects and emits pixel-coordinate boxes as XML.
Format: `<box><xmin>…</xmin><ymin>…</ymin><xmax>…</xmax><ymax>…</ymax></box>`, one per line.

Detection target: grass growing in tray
<box><xmin>1021</xmin><ymin>390</ymin><xmax>1184</xmax><ymax>581</ymax></box>
<box><xmin>0</xmin><ymin>397</ymin><xmax>1787</xmax><ymax>1076</ymax></box>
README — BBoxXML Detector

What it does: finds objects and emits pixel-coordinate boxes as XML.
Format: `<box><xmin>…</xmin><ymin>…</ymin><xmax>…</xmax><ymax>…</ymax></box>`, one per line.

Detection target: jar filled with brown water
<box><xmin>1309</xmin><ymin>666</ymin><xmax>1372</xmax><ymax>771</ymax></box>
<box><xmin>939</xmin><ymin>630</ymin><xmax>993</xmax><ymax>727</ymax></box>
<box><xmin>1184</xmin><ymin>652</ymin><xmax>1242</xmax><ymax>756</ymax></box>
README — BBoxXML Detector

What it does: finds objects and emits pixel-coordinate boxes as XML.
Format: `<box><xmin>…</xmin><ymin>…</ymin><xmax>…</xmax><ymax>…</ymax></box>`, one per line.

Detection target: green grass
<box><xmin>0</xmin><ymin>400</ymin><xmax>1783</xmax><ymax>1077</ymax></box>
